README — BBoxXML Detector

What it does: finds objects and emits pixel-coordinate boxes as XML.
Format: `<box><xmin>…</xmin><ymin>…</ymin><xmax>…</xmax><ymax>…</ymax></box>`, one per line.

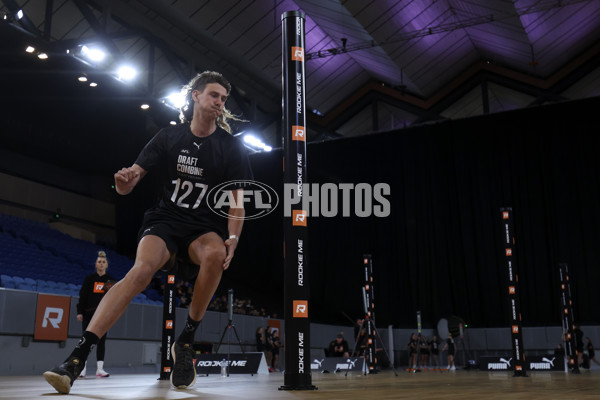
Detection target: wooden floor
<box><xmin>1</xmin><ymin>369</ymin><xmax>599</xmax><ymax>399</ymax></box>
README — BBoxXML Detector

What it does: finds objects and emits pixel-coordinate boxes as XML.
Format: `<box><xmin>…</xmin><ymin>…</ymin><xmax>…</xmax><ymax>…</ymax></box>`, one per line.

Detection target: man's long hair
<box><xmin>178</xmin><ymin>71</ymin><xmax>243</xmax><ymax>133</ymax></box>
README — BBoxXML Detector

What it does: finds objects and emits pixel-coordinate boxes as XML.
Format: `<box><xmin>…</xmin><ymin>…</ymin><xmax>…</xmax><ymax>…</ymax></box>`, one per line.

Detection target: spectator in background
<box><xmin>354</xmin><ymin>327</ymin><xmax>368</xmax><ymax>357</ymax></box>
<box><xmin>442</xmin><ymin>333</ymin><xmax>456</xmax><ymax>371</ymax></box>
<box><xmin>329</xmin><ymin>333</ymin><xmax>350</xmax><ymax>358</ymax></box>
<box><xmin>255</xmin><ymin>327</ymin><xmax>265</xmax><ymax>353</ymax></box>
<box><xmin>586</xmin><ymin>337</ymin><xmax>600</xmax><ymax>366</ymax></box>
<box><xmin>271</xmin><ymin>329</ymin><xmax>281</xmax><ymax>371</ymax></box>
<box><xmin>573</xmin><ymin>325</ymin><xmax>584</xmax><ymax>367</ymax></box>
<box><xmin>76</xmin><ymin>251</ymin><xmax>115</xmax><ymax>378</ymax></box>
<box><xmin>265</xmin><ymin>326</ymin><xmax>274</xmax><ymax>372</ymax></box>
<box><xmin>554</xmin><ymin>343</ymin><xmax>565</xmax><ymax>359</ymax></box>
<box><xmin>420</xmin><ymin>335</ymin><xmax>430</xmax><ymax>368</ymax></box>
<box><xmin>407</xmin><ymin>333</ymin><xmax>418</xmax><ymax>370</ymax></box>
<box><xmin>430</xmin><ymin>335</ymin><xmax>441</xmax><ymax>370</ymax></box>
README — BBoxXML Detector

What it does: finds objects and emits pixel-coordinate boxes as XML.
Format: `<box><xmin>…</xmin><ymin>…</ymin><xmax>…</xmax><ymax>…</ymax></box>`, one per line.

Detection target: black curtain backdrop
<box><xmin>115</xmin><ymin>96</ymin><xmax>600</xmax><ymax>329</ymax></box>
<box><xmin>226</xmin><ymin>96</ymin><xmax>600</xmax><ymax>329</ymax></box>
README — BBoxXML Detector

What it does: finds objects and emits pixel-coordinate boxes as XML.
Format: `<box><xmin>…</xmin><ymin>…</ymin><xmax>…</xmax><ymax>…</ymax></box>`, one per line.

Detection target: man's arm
<box><xmin>223</xmin><ymin>189</ymin><xmax>245</xmax><ymax>269</ymax></box>
<box><xmin>114</xmin><ymin>164</ymin><xmax>147</xmax><ymax>195</ymax></box>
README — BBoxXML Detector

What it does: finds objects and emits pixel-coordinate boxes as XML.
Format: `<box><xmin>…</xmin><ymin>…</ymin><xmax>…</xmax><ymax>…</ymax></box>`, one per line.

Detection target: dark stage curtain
<box><xmin>230</xmin><ymin>96</ymin><xmax>600</xmax><ymax>329</ymax></box>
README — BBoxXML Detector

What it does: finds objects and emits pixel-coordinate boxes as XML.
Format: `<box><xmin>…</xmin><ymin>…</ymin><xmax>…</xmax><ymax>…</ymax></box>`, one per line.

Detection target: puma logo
<box><xmin>193</xmin><ymin>142</ymin><xmax>202</xmax><ymax>150</ymax></box>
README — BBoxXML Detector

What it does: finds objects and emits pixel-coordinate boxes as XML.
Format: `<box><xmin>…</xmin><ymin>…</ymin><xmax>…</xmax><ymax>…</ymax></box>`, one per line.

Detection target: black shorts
<box><xmin>138</xmin><ymin>210</ymin><xmax>227</xmax><ymax>265</ymax></box>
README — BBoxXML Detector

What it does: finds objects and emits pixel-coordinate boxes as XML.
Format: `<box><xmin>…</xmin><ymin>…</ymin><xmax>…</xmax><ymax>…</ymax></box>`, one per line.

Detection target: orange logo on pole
<box><xmin>292</xmin><ymin>46</ymin><xmax>304</xmax><ymax>61</ymax></box>
<box><xmin>503</xmin><ymin>211</ymin><xmax>509</xmax><ymax>219</ymax></box>
<box><xmin>165</xmin><ymin>320</ymin><xmax>173</xmax><ymax>329</ymax></box>
<box><xmin>508</xmin><ymin>286</ymin><xmax>516</xmax><ymax>294</ymax></box>
<box><xmin>292</xmin><ymin>210</ymin><xmax>307</xmax><ymax>226</ymax></box>
<box><xmin>505</xmin><ymin>248</ymin><xmax>512</xmax><ymax>256</ymax></box>
<box><xmin>292</xmin><ymin>125</ymin><xmax>305</xmax><ymax>141</ymax></box>
<box><xmin>293</xmin><ymin>300</ymin><xmax>308</xmax><ymax>318</ymax></box>
<box><xmin>168</xmin><ymin>275</ymin><xmax>175</xmax><ymax>284</ymax></box>
<box><xmin>512</xmin><ymin>325</ymin><xmax>519</xmax><ymax>333</ymax></box>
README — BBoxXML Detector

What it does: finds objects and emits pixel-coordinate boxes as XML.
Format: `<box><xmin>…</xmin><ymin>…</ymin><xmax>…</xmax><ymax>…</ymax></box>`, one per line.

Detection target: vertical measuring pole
<box><xmin>363</xmin><ymin>254</ymin><xmax>378</xmax><ymax>373</ymax></box>
<box><xmin>280</xmin><ymin>10</ymin><xmax>316</xmax><ymax>391</ymax></box>
<box><xmin>500</xmin><ymin>208</ymin><xmax>526</xmax><ymax>377</ymax></box>
<box><xmin>159</xmin><ymin>273</ymin><xmax>176</xmax><ymax>379</ymax></box>
<box><xmin>558</xmin><ymin>263</ymin><xmax>579</xmax><ymax>373</ymax></box>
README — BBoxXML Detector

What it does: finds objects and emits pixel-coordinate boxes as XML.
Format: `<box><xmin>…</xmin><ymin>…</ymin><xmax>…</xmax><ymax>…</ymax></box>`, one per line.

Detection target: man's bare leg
<box><xmin>170</xmin><ymin>232</ymin><xmax>226</xmax><ymax>388</ymax></box>
<box><xmin>87</xmin><ymin>235</ymin><xmax>171</xmax><ymax>337</ymax></box>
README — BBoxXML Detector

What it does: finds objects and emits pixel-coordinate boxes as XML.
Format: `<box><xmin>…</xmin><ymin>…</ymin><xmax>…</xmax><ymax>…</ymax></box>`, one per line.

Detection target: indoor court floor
<box><xmin>0</xmin><ymin>369</ymin><xmax>599</xmax><ymax>399</ymax></box>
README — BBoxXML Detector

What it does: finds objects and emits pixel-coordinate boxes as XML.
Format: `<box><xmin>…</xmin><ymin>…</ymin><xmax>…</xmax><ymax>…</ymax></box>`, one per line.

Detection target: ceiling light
<box><xmin>78</xmin><ymin>76</ymin><xmax>88</xmax><ymax>82</ymax></box>
<box><xmin>89</xmin><ymin>82</ymin><xmax>98</xmax><ymax>87</ymax></box>
<box><xmin>81</xmin><ymin>45</ymin><xmax>105</xmax><ymax>62</ymax></box>
<box><xmin>117</xmin><ymin>65</ymin><xmax>137</xmax><ymax>81</ymax></box>
<box><xmin>169</xmin><ymin>121</ymin><xmax>177</xmax><ymax>125</ymax></box>
<box><xmin>25</xmin><ymin>46</ymin><xmax>35</xmax><ymax>53</ymax></box>
<box><xmin>166</xmin><ymin>91</ymin><xmax>186</xmax><ymax>109</ymax></box>
<box><xmin>37</xmin><ymin>53</ymin><xmax>48</xmax><ymax>60</ymax></box>
<box><xmin>243</xmin><ymin>133</ymin><xmax>271</xmax><ymax>152</ymax></box>
<box><xmin>16</xmin><ymin>10</ymin><xmax>23</xmax><ymax>20</ymax></box>
<box><xmin>140</xmin><ymin>104</ymin><xmax>150</xmax><ymax>110</ymax></box>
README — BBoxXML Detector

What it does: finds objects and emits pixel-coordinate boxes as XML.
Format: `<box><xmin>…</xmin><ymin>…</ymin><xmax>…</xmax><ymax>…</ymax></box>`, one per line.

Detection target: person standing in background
<box><xmin>76</xmin><ymin>251</ymin><xmax>115</xmax><ymax>378</ymax></box>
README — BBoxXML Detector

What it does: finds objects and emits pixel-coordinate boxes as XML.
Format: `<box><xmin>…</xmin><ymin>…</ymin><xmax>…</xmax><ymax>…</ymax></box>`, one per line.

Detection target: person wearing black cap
<box><xmin>329</xmin><ymin>333</ymin><xmax>350</xmax><ymax>358</ymax></box>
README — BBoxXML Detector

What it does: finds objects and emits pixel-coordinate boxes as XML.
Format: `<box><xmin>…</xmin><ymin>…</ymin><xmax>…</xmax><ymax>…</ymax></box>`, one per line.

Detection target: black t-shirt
<box><xmin>329</xmin><ymin>339</ymin><xmax>350</xmax><ymax>357</ymax></box>
<box><xmin>135</xmin><ymin>124</ymin><xmax>253</xmax><ymax>231</ymax></box>
<box><xmin>77</xmin><ymin>272</ymin><xmax>115</xmax><ymax>314</ymax></box>
<box><xmin>256</xmin><ymin>332</ymin><xmax>264</xmax><ymax>352</ymax></box>
<box><xmin>446</xmin><ymin>338</ymin><xmax>455</xmax><ymax>354</ymax></box>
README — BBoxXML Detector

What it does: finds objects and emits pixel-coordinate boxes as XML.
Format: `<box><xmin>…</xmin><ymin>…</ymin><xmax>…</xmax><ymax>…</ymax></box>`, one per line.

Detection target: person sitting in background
<box><xmin>554</xmin><ymin>343</ymin><xmax>565</xmax><ymax>359</ymax></box>
<box><xmin>329</xmin><ymin>333</ymin><xmax>350</xmax><ymax>358</ymax></box>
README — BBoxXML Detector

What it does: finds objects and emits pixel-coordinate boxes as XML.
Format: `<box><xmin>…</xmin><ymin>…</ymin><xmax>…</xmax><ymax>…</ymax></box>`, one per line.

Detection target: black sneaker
<box><xmin>43</xmin><ymin>356</ymin><xmax>84</xmax><ymax>394</ymax></box>
<box><xmin>171</xmin><ymin>342</ymin><xmax>197</xmax><ymax>388</ymax></box>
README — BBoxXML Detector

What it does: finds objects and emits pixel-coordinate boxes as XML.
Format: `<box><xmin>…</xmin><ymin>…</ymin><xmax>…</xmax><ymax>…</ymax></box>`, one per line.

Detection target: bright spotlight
<box><xmin>140</xmin><ymin>104</ymin><xmax>150</xmax><ymax>110</ymax></box>
<box><xmin>243</xmin><ymin>134</ymin><xmax>261</xmax><ymax>146</ymax></box>
<box><xmin>89</xmin><ymin>82</ymin><xmax>98</xmax><ymax>87</ymax></box>
<box><xmin>117</xmin><ymin>65</ymin><xmax>137</xmax><ymax>81</ymax></box>
<box><xmin>81</xmin><ymin>45</ymin><xmax>105</xmax><ymax>62</ymax></box>
<box><xmin>78</xmin><ymin>76</ymin><xmax>88</xmax><ymax>82</ymax></box>
<box><xmin>37</xmin><ymin>53</ymin><xmax>48</xmax><ymax>60</ymax></box>
<box><xmin>166</xmin><ymin>91</ymin><xmax>186</xmax><ymax>109</ymax></box>
<box><xmin>25</xmin><ymin>46</ymin><xmax>35</xmax><ymax>53</ymax></box>
<box><xmin>16</xmin><ymin>9</ymin><xmax>23</xmax><ymax>20</ymax></box>
<box><xmin>242</xmin><ymin>133</ymin><xmax>271</xmax><ymax>152</ymax></box>
<box><xmin>169</xmin><ymin>121</ymin><xmax>177</xmax><ymax>125</ymax></box>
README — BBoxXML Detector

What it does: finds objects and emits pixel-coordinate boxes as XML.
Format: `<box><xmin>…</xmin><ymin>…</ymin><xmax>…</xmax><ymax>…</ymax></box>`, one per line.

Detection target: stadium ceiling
<box><xmin>1</xmin><ymin>0</ymin><xmax>599</xmax><ymax>157</ymax></box>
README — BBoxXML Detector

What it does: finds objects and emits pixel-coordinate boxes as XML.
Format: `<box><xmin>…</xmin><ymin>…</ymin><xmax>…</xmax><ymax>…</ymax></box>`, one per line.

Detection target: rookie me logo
<box><xmin>42</xmin><ymin>307</ymin><xmax>63</xmax><ymax>328</ymax></box>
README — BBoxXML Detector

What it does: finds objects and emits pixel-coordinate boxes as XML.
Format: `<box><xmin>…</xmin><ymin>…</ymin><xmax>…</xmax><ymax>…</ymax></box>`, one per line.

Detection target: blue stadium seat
<box><xmin>1</xmin><ymin>275</ymin><xmax>16</xmax><ymax>289</ymax></box>
<box><xmin>16</xmin><ymin>282</ymin><xmax>35</xmax><ymax>291</ymax></box>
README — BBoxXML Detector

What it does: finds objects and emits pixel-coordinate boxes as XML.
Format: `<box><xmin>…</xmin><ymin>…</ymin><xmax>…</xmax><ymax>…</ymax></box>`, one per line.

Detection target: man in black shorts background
<box><xmin>44</xmin><ymin>71</ymin><xmax>253</xmax><ymax>394</ymax></box>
